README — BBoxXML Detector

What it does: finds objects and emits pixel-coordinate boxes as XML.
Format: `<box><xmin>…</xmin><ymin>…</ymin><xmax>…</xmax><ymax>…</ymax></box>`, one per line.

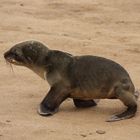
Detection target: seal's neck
<box><xmin>27</xmin><ymin>65</ymin><xmax>46</xmax><ymax>80</ymax></box>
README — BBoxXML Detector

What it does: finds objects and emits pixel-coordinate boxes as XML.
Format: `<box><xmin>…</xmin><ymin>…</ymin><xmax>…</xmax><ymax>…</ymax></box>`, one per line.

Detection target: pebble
<box><xmin>6</xmin><ymin>120</ymin><xmax>11</xmax><ymax>123</ymax></box>
<box><xmin>80</xmin><ymin>134</ymin><xmax>87</xmax><ymax>137</ymax></box>
<box><xmin>96</xmin><ymin>130</ymin><xmax>106</xmax><ymax>134</ymax></box>
<box><xmin>20</xmin><ymin>4</ymin><xmax>24</xmax><ymax>6</ymax></box>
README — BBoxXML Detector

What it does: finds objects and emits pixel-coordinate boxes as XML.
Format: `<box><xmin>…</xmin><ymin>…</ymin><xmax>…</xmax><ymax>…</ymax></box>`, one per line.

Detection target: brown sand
<box><xmin>0</xmin><ymin>0</ymin><xmax>140</xmax><ymax>140</ymax></box>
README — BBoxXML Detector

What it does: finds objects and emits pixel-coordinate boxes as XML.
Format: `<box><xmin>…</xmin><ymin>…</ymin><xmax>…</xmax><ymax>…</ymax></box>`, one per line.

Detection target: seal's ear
<box><xmin>45</xmin><ymin>55</ymin><xmax>49</xmax><ymax>61</ymax></box>
<box><xmin>44</xmin><ymin>54</ymin><xmax>53</xmax><ymax>70</ymax></box>
<box><xmin>44</xmin><ymin>51</ymin><xmax>51</xmax><ymax>62</ymax></box>
<box><xmin>44</xmin><ymin>55</ymin><xmax>51</xmax><ymax>67</ymax></box>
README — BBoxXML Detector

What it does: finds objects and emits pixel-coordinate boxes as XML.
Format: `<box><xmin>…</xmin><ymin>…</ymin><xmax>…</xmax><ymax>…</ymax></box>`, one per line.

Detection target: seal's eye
<box><xmin>14</xmin><ymin>53</ymin><xmax>18</xmax><ymax>57</ymax></box>
<box><xmin>13</xmin><ymin>52</ymin><xmax>22</xmax><ymax>62</ymax></box>
<box><xmin>22</xmin><ymin>46</ymin><xmax>38</xmax><ymax>63</ymax></box>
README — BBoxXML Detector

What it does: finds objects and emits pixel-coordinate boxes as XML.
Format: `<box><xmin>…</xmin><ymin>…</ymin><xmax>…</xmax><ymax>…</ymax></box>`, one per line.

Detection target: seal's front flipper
<box><xmin>38</xmin><ymin>83</ymin><xmax>70</xmax><ymax>116</ymax></box>
<box><xmin>73</xmin><ymin>99</ymin><xmax>99</xmax><ymax>108</ymax></box>
<box><xmin>38</xmin><ymin>104</ymin><xmax>58</xmax><ymax>116</ymax></box>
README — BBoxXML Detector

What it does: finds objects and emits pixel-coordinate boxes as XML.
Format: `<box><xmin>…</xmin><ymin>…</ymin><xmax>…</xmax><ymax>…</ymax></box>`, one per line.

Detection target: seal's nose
<box><xmin>4</xmin><ymin>50</ymin><xmax>11</xmax><ymax>60</ymax></box>
<box><xmin>4</xmin><ymin>52</ymin><xmax>7</xmax><ymax>59</ymax></box>
<box><xmin>4</xmin><ymin>51</ymin><xmax>8</xmax><ymax>59</ymax></box>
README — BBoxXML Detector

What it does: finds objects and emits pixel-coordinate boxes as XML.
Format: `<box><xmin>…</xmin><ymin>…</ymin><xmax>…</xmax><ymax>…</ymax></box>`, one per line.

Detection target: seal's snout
<box><xmin>4</xmin><ymin>51</ymin><xmax>13</xmax><ymax>62</ymax></box>
<box><xmin>4</xmin><ymin>51</ymin><xmax>9</xmax><ymax>59</ymax></box>
<box><xmin>4</xmin><ymin>49</ymin><xmax>21</xmax><ymax>65</ymax></box>
<box><xmin>4</xmin><ymin>50</ymin><xmax>12</xmax><ymax>60</ymax></box>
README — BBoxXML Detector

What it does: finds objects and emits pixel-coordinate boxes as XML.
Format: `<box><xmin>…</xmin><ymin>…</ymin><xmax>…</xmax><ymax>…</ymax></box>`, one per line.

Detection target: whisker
<box><xmin>5</xmin><ymin>60</ymin><xmax>15</xmax><ymax>74</ymax></box>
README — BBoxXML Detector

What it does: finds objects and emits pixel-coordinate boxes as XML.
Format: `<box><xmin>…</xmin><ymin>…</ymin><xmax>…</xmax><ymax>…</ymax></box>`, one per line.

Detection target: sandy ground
<box><xmin>0</xmin><ymin>0</ymin><xmax>140</xmax><ymax>140</ymax></box>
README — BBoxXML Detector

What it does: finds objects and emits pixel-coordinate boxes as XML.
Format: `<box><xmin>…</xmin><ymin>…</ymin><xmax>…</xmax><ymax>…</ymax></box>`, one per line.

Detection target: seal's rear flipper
<box><xmin>107</xmin><ymin>87</ymin><xmax>137</xmax><ymax>122</ymax></box>
<box><xmin>106</xmin><ymin>105</ymin><xmax>137</xmax><ymax>122</ymax></box>
<box><xmin>73</xmin><ymin>99</ymin><xmax>99</xmax><ymax>108</ymax></box>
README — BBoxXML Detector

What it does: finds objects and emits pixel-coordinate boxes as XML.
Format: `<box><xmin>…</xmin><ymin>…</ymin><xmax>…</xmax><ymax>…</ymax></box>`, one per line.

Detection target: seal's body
<box><xmin>4</xmin><ymin>40</ymin><xmax>138</xmax><ymax>122</ymax></box>
<box><xmin>69</xmin><ymin>56</ymin><xmax>135</xmax><ymax>99</ymax></box>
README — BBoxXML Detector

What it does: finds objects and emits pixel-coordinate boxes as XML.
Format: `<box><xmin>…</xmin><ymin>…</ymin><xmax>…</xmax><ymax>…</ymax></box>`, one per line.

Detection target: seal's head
<box><xmin>4</xmin><ymin>40</ymin><xmax>50</xmax><ymax>79</ymax></box>
<box><xmin>4</xmin><ymin>40</ymin><xmax>49</xmax><ymax>67</ymax></box>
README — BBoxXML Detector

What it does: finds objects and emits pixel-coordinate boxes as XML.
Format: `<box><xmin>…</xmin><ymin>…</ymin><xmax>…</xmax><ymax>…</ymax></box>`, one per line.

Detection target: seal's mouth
<box><xmin>5</xmin><ymin>57</ymin><xmax>22</xmax><ymax>65</ymax></box>
<box><xmin>4</xmin><ymin>51</ymin><xmax>23</xmax><ymax>66</ymax></box>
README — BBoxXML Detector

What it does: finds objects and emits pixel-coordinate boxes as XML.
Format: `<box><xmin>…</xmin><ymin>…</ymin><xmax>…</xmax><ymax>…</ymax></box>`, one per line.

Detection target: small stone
<box><xmin>20</xmin><ymin>3</ymin><xmax>24</xmax><ymax>6</ymax></box>
<box><xmin>0</xmin><ymin>41</ymin><xmax>4</xmax><ymax>44</ymax></box>
<box><xmin>0</xmin><ymin>134</ymin><xmax>3</xmax><ymax>136</ymax></box>
<box><xmin>113</xmin><ymin>53</ymin><xmax>117</xmax><ymax>56</ymax></box>
<box><xmin>6</xmin><ymin>120</ymin><xmax>11</xmax><ymax>123</ymax></box>
<box><xmin>96</xmin><ymin>130</ymin><xmax>106</xmax><ymax>134</ymax></box>
<box><xmin>27</xmin><ymin>27</ymin><xmax>32</xmax><ymax>29</ymax></box>
<box><xmin>62</xmin><ymin>33</ymin><xmax>69</xmax><ymax>36</ymax></box>
<box><xmin>80</xmin><ymin>134</ymin><xmax>87</xmax><ymax>137</ymax></box>
<box><xmin>50</xmin><ymin>130</ymin><xmax>55</xmax><ymax>133</ymax></box>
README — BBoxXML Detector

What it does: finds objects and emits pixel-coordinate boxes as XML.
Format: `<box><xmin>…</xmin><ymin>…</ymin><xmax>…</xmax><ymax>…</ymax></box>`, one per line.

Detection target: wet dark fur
<box><xmin>4</xmin><ymin>40</ymin><xmax>138</xmax><ymax>122</ymax></box>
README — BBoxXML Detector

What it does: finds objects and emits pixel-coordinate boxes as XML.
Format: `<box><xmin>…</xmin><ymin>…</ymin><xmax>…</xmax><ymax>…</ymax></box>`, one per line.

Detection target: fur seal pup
<box><xmin>4</xmin><ymin>40</ymin><xmax>138</xmax><ymax>122</ymax></box>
